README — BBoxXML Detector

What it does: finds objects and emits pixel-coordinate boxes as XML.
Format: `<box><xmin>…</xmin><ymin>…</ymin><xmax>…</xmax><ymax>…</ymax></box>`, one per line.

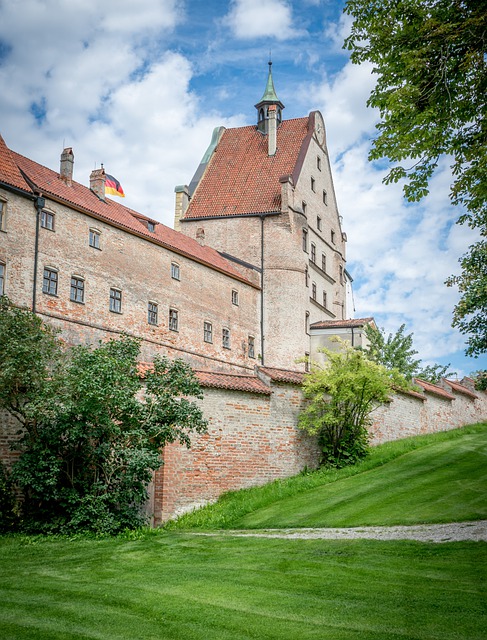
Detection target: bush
<box><xmin>0</xmin><ymin>461</ymin><xmax>19</xmax><ymax>533</ymax></box>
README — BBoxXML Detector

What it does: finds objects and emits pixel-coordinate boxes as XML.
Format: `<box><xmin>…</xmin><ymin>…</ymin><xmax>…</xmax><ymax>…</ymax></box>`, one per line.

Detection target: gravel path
<box><xmin>194</xmin><ymin>520</ymin><xmax>487</xmax><ymax>543</ymax></box>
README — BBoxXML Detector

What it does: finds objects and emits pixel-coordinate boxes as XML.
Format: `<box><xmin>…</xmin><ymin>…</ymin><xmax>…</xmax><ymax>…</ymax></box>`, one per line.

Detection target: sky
<box><xmin>0</xmin><ymin>0</ymin><xmax>484</xmax><ymax>378</ymax></box>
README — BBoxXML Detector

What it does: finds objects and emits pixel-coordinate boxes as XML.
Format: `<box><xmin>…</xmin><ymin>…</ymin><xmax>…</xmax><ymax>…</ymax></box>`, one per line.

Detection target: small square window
<box><xmin>204</xmin><ymin>321</ymin><xmax>213</xmax><ymax>343</ymax></box>
<box><xmin>310</xmin><ymin>243</ymin><xmax>316</xmax><ymax>263</ymax></box>
<box><xmin>312</xmin><ymin>282</ymin><xmax>317</xmax><ymax>300</ymax></box>
<box><xmin>0</xmin><ymin>262</ymin><xmax>5</xmax><ymax>295</ymax></box>
<box><xmin>323</xmin><ymin>190</ymin><xmax>328</xmax><ymax>205</ymax></box>
<box><xmin>302</xmin><ymin>228</ymin><xmax>308</xmax><ymax>252</ymax></box>
<box><xmin>89</xmin><ymin>229</ymin><xmax>100</xmax><ymax>249</ymax></box>
<box><xmin>222</xmin><ymin>327</ymin><xmax>231</xmax><ymax>349</ymax></box>
<box><xmin>317</xmin><ymin>216</ymin><xmax>322</xmax><ymax>231</ymax></box>
<box><xmin>171</xmin><ymin>263</ymin><xmax>180</xmax><ymax>280</ymax></box>
<box><xmin>147</xmin><ymin>222</ymin><xmax>155</xmax><ymax>232</ymax></box>
<box><xmin>248</xmin><ymin>336</ymin><xmax>255</xmax><ymax>358</ymax></box>
<box><xmin>311</xmin><ymin>177</ymin><xmax>315</xmax><ymax>192</ymax></box>
<box><xmin>109</xmin><ymin>288</ymin><xmax>122</xmax><ymax>313</ymax></box>
<box><xmin>169</xmin><ymin>308</ymin><xmax>179</xmax><ymax>331</ymax></box>
<box><xmin>148</xmin><ymin>302</ymin><xmax>158</xmax><ymax>325</ymax></box>
<box><xmin>317</xmin><ymin>156</ymin><xmax>321</xmax><ymax>171</ymax></box>
<box><xmin>41</xmin><ymin>210</ymin><xmax>55</xmax><ymax>231</ymax></box>
<box><xmin>70</xmin><ymin>276</ymin><xmax>84</xmax><ymax>303</ymax></box>
<box><xmin>232</xmin><ymin>289</ymin><xmax>239</xmax><ymax>306</ymax></box>
<box><xmin>42</xmin><ymin>268</ymin><xmax>58</xmax><ymax>295</ymax></box>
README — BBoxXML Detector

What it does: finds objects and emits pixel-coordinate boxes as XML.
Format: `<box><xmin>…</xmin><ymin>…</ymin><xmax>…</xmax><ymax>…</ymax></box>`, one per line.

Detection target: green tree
<box><xmin>0</xmin><ymin>298</ymin><xmax>207</xmax><ymax>534</ymax></box>
<box><xmin>299</xmin><ymin>341</ymin><xmax>408</xmax><ymax>467</ymax></box>
<box><xmin>362</xmin><ymin>323</ymin><xmax>451</xmax><ymax>382</ymax></box>
<box><xmin>344</xmin><ymin>0</ymin><xmax>487</xmax><ymax>355</ymax></box>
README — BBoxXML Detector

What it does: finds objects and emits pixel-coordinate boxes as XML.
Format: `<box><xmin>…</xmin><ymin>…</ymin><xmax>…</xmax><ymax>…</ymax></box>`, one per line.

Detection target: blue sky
<box><xmin>0</xmin><ymin>0</ymin><xmax>484</xmax><ymax>378</ymax></box>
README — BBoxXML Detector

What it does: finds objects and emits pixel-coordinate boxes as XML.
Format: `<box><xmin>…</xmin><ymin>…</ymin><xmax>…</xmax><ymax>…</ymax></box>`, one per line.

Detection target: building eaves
<box><xmin>310</xmin><ymin>317</ymin><xmax>375</xmax><ymax>330</ymax></box>
<box><xmin>442</xmin><ymin>378</ymin><xmax>479</xmax><ymax>400</ymax></box>
<box><xmin>195</xmin><ymin>370</ymin><xmax>271</xmax><ymax>395</ymax></box>
<box><xmin>414</xmin><ymin>378</ymin><xmax>455</xmax><ymax>400</ymax></box>
<box><xmin>258</xmin><ymin>366</ymin><xmax>304</xmax><ymax>385</ymax></box>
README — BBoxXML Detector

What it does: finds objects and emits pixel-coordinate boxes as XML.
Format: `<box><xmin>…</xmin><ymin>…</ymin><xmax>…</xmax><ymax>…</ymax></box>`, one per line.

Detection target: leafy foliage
<box><xmin>0</xmin><ymin>298</ymin><xmax>207</xmax><ymax>534</ymax></box>
<box><xmin>0</xmin><ymin>461</ymin><xmax>19</xmax><ymax>533</ymax></box>
<box><xmin>362</xmin><ymin>323</ymin><xmax>452</xmax><ymax>382</ymax></box>
<box><xmin>344</xmin><ymin>0</ymin><xmax>487</xmax><ymax>355</ymax></box>
<box><xmin>472</xmin><ymin>370</ymin><xmax>487</xmax><ymax>392</ymax></box>
<box><xmin>299</xmin><ymin>341</ymin><xmax>408</xmax><ymax>467</ymax></box>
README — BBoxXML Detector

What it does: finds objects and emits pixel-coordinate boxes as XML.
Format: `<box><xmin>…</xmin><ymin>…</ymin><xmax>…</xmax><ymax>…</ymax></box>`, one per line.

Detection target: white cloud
<box><xmin>223</xmin><ymin>0</ymin><xmax>301</xmax><ymax>40</ymax></box>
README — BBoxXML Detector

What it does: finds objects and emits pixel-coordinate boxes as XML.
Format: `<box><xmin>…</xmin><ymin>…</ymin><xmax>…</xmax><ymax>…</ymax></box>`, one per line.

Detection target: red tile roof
<box><xmin>311</xmin><ymin>317</ymin><xmax>375</xmax><ymax>330</ymax></box>
<box><xmin>258</xmin><ymin>366</ymin><xmax>304</xmax><ymax>385</ymax></box>
<box><xmin>183</xmin><ymin>116</ymin><xmax>311</xmax><ymax>219</ymax></box>
<box><xmin>414</xmin><ymin>378</ymin><xmax>455</xmax><ymax>400</ymax></box>
<box><xmin>4</xmin><ymin>145</ymin><xmax>254</xmax><ymax>286</ymax></box>
<box><xmin>0</xmin><ymin>134</ymin><xmax>31</xmax><ymax>192</ymax></box>
<box><xmin>196</xmin><ymin>370</ymin><xmax>271</xmax><ymax>394</ymax></box>
<box><xmin>442</xmin><ymin>379</ymin><xmax>479</xmax><ymax>400</ymax></box>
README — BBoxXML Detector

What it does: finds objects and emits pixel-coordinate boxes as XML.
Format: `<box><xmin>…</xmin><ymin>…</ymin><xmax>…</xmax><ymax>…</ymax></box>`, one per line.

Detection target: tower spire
<box><xmin>255</xmin><ymin>60</ymin><xmax>285</xmax><ymax>133</ymax></box>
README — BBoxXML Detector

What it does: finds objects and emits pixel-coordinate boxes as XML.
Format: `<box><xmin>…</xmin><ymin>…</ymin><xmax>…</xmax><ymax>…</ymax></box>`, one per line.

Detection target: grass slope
<box><xmin>0</xmin><ymin>534</ymin><xmax>486</xmax><ymax>640</ymax></box>
<box><xmin>169</xmin><ymin>423</ymin><xmax>487</xmax><ymax>530</ymax></box>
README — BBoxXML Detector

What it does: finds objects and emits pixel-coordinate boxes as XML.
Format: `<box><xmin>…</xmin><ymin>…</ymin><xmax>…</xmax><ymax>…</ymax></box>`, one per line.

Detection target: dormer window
<box><xmin>147</xmin><ymin>222</ymin><xmax>155</xmax><ymax>232</ymax></box>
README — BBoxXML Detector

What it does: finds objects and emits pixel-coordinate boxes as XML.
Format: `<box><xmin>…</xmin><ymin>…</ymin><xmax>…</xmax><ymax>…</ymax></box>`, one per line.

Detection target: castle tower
<box><xmin>176</xmin><ymin>65</ymin><xmax>348</xmax><ymax>371</ymax></box>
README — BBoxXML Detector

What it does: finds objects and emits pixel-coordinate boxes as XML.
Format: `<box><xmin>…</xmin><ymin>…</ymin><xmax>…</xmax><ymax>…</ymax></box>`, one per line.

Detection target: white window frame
<box><xmin>204</xmin><ymin>321</ymin><xmax>213</xmax><ymax>343</ymax></box>
<box><xmin>42</xmin><ymin>267</ymin><xmax>58</xmax><ymax>295</ymax></box>
<box><xmin>70</xmin><ymin>276</ymin><xmax>85</xmax><ymax>303</ymax></box>
<box><xmin>148</xmin><ymin>301</ymin><xmax>158</xmax><ymax>325</ymax></box>
<box><xmin>41</xmin><ymin>210</ymin><xmax>55</xmax><ymax>231</ymax></box>
<box><xmin>171</xmin><ymin>263</ymin><xmax>180</xmax><ymax>280</ymax></box>
<box><xmin>169</xmin><ymin>308</ymin><xmax>179</xmax><ymax>331</ymax></box>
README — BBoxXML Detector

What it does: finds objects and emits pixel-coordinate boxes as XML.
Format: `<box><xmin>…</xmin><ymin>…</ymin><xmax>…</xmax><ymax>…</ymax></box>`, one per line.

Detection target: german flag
<box><xmin>105</xmin><ymin>174</ymin><xmax>125</xmax><ymax>198</ymax></box>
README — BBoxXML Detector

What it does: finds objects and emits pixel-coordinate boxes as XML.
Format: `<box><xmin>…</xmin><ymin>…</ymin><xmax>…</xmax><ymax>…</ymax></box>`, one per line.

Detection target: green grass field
<box><xmin>0</xmin><ymin>423</ymin><xmax>486</xmax><ymax>639</ymax></box>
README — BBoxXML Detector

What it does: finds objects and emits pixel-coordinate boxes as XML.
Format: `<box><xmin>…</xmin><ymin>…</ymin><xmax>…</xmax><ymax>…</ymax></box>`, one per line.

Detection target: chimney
<box><xmin>90</xmin><ymin>166</ymin><xmax>106</xmax><ymax>201</ymax></box>
<box><xmin>174</xmin><ymin>184</ymin><xmax>190</xmax><ymax>231</ymax></box>
<box><xmin>268</xmin><ymin>104</ymin><xmax>277</xmax><ymax>156</ymax></box>
<box><xmin>60</xmin><ymin>147</ymin><xmax>74</xmax><ymax>186</ymax></box>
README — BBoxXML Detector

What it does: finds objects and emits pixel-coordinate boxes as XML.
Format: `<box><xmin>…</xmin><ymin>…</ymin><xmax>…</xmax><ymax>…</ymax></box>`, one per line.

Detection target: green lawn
<box><xmin>170</xmin><ymin>423</ymin><xmax>487</xmax><ymax>530</ymax></box>
<box><xmin>0</xmin><ymin>533</ymin><xmax>486</xmax><ymax>639</ymax></box>
<box><xmin>1</xmin><ymin>423</ymin><xmax>486</xmax><ymax>639</ymax></box>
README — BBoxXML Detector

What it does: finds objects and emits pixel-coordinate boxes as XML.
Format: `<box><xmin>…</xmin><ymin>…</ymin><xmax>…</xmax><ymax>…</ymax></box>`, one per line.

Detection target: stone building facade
<box><xmin>1</xmin><ymin>66</ymin><xmax>485</xmax><ymax>523</ymax></box>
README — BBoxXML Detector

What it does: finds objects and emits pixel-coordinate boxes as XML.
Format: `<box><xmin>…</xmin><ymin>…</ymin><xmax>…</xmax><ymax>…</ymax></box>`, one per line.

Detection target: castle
<box><xmin>1</xmin><ymin>66</ymin><xmax>485</xmax><ymax>522</ymax></box>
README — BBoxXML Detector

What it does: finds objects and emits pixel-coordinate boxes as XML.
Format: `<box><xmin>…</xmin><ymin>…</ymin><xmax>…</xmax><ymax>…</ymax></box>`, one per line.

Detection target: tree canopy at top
<box><xmin>344</xmin><ymin>0</ymin><xmax>487</xmax><ymax>356</ymax></box>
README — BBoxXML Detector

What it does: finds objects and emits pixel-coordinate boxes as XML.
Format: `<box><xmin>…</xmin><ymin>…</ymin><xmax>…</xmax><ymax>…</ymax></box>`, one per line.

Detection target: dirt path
<box><xmin>193</xmin><ymin>520</ymin><xmax>487</xmax><ymax>543</ymax></box>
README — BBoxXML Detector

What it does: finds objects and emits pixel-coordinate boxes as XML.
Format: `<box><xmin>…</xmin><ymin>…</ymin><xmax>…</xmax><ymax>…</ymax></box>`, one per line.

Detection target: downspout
<box><xmin>351</xmin><ymin>326</ymin><xmax>355</xmax><ymax>347</ymax></box>
<box><xmin>32</xmin><ymin>195</ymin><xmax>45</xmax><ymax>312</ymax></box>
<box><xmin>260</xmin><ymin>214</ymin><xmax>265</xmax><ymax>366</ymax></box>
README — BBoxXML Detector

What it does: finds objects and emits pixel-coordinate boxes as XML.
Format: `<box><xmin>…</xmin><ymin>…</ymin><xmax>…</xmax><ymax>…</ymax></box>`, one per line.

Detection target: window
<box><xmin>0</xmin><ymin>262</ymin><xmax>5</xmax><ymax>295</ymax></box>
<box><xmin>317</xmin><ymin>156</ymin><xmax>321</xmax><ymax>171</ymax></box>
<box><xmin>0</xmin><ymin>200</ymin><xmax>5</xmax><ymax>230</ymax></box>
<box><xmin>321</xmin><ymin>253</ymin><xmax>327</xmax><ymax>273</ymax></box>
<box><xmin>302</xmin><ymin>201</ymin><xmax>307</xmax><ymax>215</ymax></box>
<box><xmin>148</xmin><ymin>302</ymin><xmax>158</xmax><ymax>325</ymax></box>
<box><xmin>171</xmin><ymin>263</ymin><xmax>180</xmax><ymax>280</ymax></box>
<box><xmin>304</xmin><ymin>353</ymin><xmax>310</xmax><ymax>373</ymax></box>
<box><xmin>331</xmin><ymin>229</ymin><xmax>336</xmax><ymax>244</ymax></box>
<box><xmin>204</xmin><ymin>321</ymin><xmax>213</xmax><ymax>343</ymax></box>
<box><xmin>339</xmin><ymin>265</ymin><xmax>344</xmax><ymax>283</ymax></box>
<box><xmin>41</xmin><ymin>210</ymin><xmax>55</xmax><ymax>231</ymax></box>
<box><xmin>311</xmin><ymin>282</ymin><xmax>317</xmax><ymax>300</ymax></box>
<box><xmin>169</xmin><ymin>308</ymin><xmax>178</xmax><ymax>331</ymax></box>
<box><xmin>89</xmin><ymin>229</ymin><xmax>100</xmax><ymax>249</ymax></box>
<box><xmin>302</xmin><ymin>228</ymin><xmax>308</xmax><ymax>252</ymax></box>
<box><xmin>222</xmin><ymin>327</ymin><xmax>230</xmax><ymax>349</ymax></box>
<box><xmin>305</xmin><ymin>311</ymin><xmax>310</xmax><ymax>334</ymax></box>
<box><xmin>311</xmin><ymin>177</ymin><xmax>315</xmax><ymax>192</ymax></box>
<box><xmin>248</xmin><ymin>336</ymin><xmax>255</xmax><ymax>358</ymax></box>
<box><xmin>70</xmin><ymin>276</ymin><xmax>84</xmax><ymax>303</ymax></box>
<box><xmin>109</xmin><ymin>288</ymin><xmax>122</xmax><ymax>313</ymax></box>
<box><xmin>147</xmin><ymin>222</ymin><xmax>155</xmax><ymax>232</ymax></box>
<box><xmin>232</xmin><ymin>289</ymin><xmax>239</xmax><ymax>306</ymax></box>
<box><xmin>42</xmin><ymin>268</ymin><xmax>58</xmax><ymax>295</ymax></box>
<box><xmin>317</xmin><ymin>216</ymin><xmax>322</xmax><ymax>231</ymax></box>
<box><xmin>310</xmin><ymin>243</ymin><xmax>316</xmax><ymax>263</ymax></box>
<box><xmin>305</xmin><ymin>266</ymin><xmax>309</xmax><ymax>287</ymax></box>
<box><xmin>323</xmin><ymin>291</ymin><xmax>327</xmax><ymax>309</ymax></box>
<box><xmin>323</xmin><ymin>190</ymin><xmax>328</xmax><ymax>205</ymax></box>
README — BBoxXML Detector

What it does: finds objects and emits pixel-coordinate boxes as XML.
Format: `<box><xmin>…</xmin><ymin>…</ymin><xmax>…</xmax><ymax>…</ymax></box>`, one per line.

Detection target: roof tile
<box><xmin>311</xmin><ymin>317</ymin><xmax>375</xmax><ymax>330</ymax></box>
<box><xmin>7</xmin><ymin>147</ymin><xmax>253</xmax><ymax>285</ymax></box>
<box><xmin>184</xmin><ymin>117</ymin><xmax>310</xmax><ymax>219</ymax></box>
<box><xmin>0</xmin><ymin>135</ymin><xmax>31</xmax><ymax>192</ymax></box>
<box><xmin>414</xmin><ymin>378</ymin><xmax>454</xmax><ymax>400</ymax></box>
<box><xmin>442</xmin><ymin>378</ymin><xmax>479</xmax><ymax>400</ymax></box>
<box><xmin>259</xmin><ymin>366</ymin><xmax>304</xmax><ymax>385</ymax></box>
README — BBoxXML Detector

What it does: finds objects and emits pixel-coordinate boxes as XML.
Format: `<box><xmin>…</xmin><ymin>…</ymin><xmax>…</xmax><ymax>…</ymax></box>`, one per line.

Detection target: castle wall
<box><xmin>0</xmin><ymin>187</ymin><xmax>260</xmax><ymax>372</ymax></box>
